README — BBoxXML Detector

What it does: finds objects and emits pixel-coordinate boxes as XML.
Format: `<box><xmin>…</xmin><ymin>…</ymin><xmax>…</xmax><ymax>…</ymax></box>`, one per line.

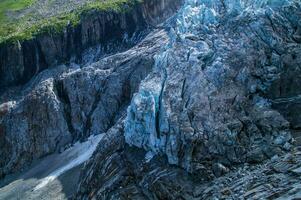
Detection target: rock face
<box><xmin>0</xmin><ymin>0</ymin><xmax>301</xmax><ymax>199</ymax></box>
<box><xmin>0</xmin><ymin>0</ymin><xmax>181</xmax><ymax>178</ymax></box>
<box><xmin>124</xmin><ymin>0</ymin><xmax>299</xmax><ymax>172</ymax></box>
<box><xmin>77</xmin><ymin>129</ymin><xmax>301</xmax><ymax>200</ymax></box>
<box><xmin>76</xmin><ymin>0</ymin><xmax>301</xmax><ymax>199</ymax></box>
<box><xmin>0</xmin><ymin>0</ymin><xmax>182</xmax><ymax>90</ymax></box>
<box><xmin>0</xmin><ymin>78</ymin><xmax>72</xmax><ymax>178</ymax></box>
<box><xmin>0</xmin><ymin>29</ymin><xmax>169</xmax><ymax>177</ymax></box>
<box><xmin>191</xmin><ymin>148</ymin><xmax>301</xmax><ymax>200</ymax></box>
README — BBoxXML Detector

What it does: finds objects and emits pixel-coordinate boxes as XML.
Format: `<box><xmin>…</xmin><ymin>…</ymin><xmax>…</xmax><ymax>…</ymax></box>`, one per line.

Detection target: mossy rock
<box><xmin>0</xmin><ymin>0</ymin><xmax>142</xmax><ymax>44</ymax></box>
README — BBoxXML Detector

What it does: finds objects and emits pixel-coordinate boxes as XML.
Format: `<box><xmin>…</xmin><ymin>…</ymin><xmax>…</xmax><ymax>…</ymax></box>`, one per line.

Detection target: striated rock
<box><xmin>0</xmin><ymin>0</ymin><xmax>182</xmax><ymax>178</ymax></box>
<box><xmin>0</xmin><ymin>0</ymin><xmax>183</xmax><ymax>90</ymax></box>
<box><xmin>0</xmin><ymin>27</ymin><xmax>170</xmax><ymax>177</ymax></box>
<box><xmin>76</xmin><ymin>0</ymin><xmax>301</xmax><ymax>199</ymax></box>
<box><xmin>0</xmin><ymin>77</ymin><xmax>72</xmax><ymax>176</ymax></box>
<box><xmin>55</xmin><ymin>30</ymin><xmax>166</xmax><ymax>140</ymax></box>
<box><xmin>77</xmin><ymin>121</ymin><xmax>199</xmax><ymax>200</ymax></box>
<box><xmin>76</xmin><ymin>126</ymin><xmax>301</xmax><ymax>200</ymax></box>
<box><xmin>1</xmin><ymin>0</ymin><xmax>301</xmax><ymax>199</ymax></box>
<box><xmin>124</xmin><ymin>0</ymin><xmax>298</xmax><ymax>172</ymax></box>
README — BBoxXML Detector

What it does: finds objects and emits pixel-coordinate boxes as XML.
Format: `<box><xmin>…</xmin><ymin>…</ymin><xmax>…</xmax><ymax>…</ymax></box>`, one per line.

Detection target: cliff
<box><xmin>76</xmin><ymin>0</ymin><xmax>301</xmax><ymax>199</ymax></box>
<box><xmin>0</xmin><ymin>0</ymin><xmax>300</xmax><ymax>199</ymax></box>
<box><xmin>0</xmin><ymin>0</ymin><xmax>182</xmax><ymax>178</ymax></box>
<box><xmin>0</xmin><ymin>0</ymin><xmax>182</xmax><ymax>91</ymax></box>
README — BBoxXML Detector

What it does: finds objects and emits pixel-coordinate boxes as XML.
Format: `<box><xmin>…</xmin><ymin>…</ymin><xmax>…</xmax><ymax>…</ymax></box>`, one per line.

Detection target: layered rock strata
<box><xmin>0</xmin><ymin>0</ymin><xmax>181</xmax><ymax>178</ymax></box>
<box><xmin>0</xmin><ymin>0</ymin><xmax>182</xmax><ymax>90</ymax></box>
<box><xmin>76</xmin><ymin>0</ymin><xmax>301</xmax><ymax>199</ymax></box>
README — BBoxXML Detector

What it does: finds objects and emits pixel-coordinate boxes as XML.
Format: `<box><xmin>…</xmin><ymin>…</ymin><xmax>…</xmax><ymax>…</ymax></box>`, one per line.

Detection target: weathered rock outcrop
<box><xmin>0</xmin><ymin>0</ymin><xmax>182</xmax><ymax>91</ymax></box>
<box><xmin>124</xmin><ymin>0</ymin><xmax>299</xmax><ymax>173</ymax></box>
<box><xmin>268</xmin><ymin>47</ymin><xmax>301</xmax><ymax>130</ymax></box>
<box><xmin>0</xmin><ymin>77</ymin><xmax>72</xmax><ymax>178</ymax></box>
<box><xmin>0</xmin><ymin>29</ymin><xmax>169</xmax><ymax>177</ymax></box>
<box><xmin>76</xmin><ymin>0</ymin><xmax>301</xmax><ymax>199</ymax></box>
<box><xmin>0</xmin><ymin>0</ymin><xmax>181</xmax><ymax>178</ymax></box>
<box><xmin>1</xmin><ymin>0</ymin><xmax>301</xmax><ymax>199</ymax></box>
<box><xmin>76</xmin><ymin>124</ymin><xmax>301</xmax><ymax>200</ymax></box>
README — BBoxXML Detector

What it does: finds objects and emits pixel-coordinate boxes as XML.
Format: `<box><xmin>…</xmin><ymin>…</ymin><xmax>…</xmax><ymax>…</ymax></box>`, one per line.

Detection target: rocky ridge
<box><xmin>0</xmin><ymin>0</ymin><xmax>182</xmax><ymax>178</ymax></box>
<box><xmin>76</xmin><ymin>0</ymin><xmax>301</xmax><ymax>199</ymax></box>
<box><xmin>0</xmin><ymin>0</ymin><xmax>182</xmax><ymax>90</ymax></box>
<box><xmin>0</xmin><ymin>0</ymin><xmax>300</xmax><ymax>199</ymax></box>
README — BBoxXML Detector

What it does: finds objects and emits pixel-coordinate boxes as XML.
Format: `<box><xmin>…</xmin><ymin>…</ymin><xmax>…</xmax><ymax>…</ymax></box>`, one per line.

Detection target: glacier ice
<box><xmin>124</xmin><ymin>0</ymin><xmax>298</xmax><ymax>167</ymax></box>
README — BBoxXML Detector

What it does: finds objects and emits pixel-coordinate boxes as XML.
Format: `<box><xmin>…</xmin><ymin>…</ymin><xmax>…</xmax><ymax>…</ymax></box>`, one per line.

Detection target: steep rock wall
<box><xmin>0</xmin><ymin>0</ymin><xmax>182</xmax><ymax>91</ymax></box>
<box><xmin>76</xmin><ymin>0</ymin><xmax>301</xmax><ymax>199</ymax></box>
<box><xmin>0</xmin><ymin>0</ymin><xmax>182</xmax><ymax>178</ymax></box>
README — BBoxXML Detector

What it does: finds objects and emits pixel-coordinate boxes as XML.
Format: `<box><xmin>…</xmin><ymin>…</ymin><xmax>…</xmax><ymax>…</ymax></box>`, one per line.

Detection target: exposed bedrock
<box><xmin>124</xmin><ymin>0</ymin><xmax>300</xmax><ymax>171</ymax></box>
<box><xmin>0</xmin><ymin>79</ymin><xmax>72</xmax><ymax>178</ymax></box>
<box><xmin>0</xmin><ymin>0</ymin><xmax>301</xmax><ymax>198</ymax></box>
<box><xmin>76</xmin><ymin>0</ymin><xmax>301</xmax><ymax>199</ymax></box>
<box><xmin>0</xmin><ymin>27</ymin><xmax>170</xmax><ymax>177</ymax></box>
<box><xmin>77</xmin><ymin>125</ymin><xmax>301</xmax><ymax>199</ymax></box>
<box><xmin>267</xmin><ymin>47</ymin><xmax>301</xmax><ymax>130</ymax></box>
<box><xmin>0</xmin><ymin>0</ymin><xmax>182</xmax><ymax>91</ymax></box>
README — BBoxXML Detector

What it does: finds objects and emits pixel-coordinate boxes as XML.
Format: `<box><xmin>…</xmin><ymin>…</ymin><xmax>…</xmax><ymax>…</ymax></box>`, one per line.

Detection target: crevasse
<box><xmin>124</xmin><ymin>0</ymin><xmax>296</xmax><ymax>165</ymax></box>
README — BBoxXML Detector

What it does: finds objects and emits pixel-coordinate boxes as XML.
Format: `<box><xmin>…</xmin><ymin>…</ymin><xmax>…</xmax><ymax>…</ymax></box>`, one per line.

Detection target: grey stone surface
<box><xmin>0</xmin><ymin>0</ymin><xmax>182</xmax><ymax>89</ymax></box>
<box><xmin>76</xmin><ymin>0</ymin><xmax>301</xmax><ymax>199</ymax></box>
<box><xmin>0</xmin><ymin>0</ymin><xmax>181</xmax><ymax>178</ymax></box>
<box><xmin>76</xmin><ymin>123</ymin><xmax>301</xmax><ymax>200</ymax></box>
<box><xmin>124</xmin><ymin>0</ymin><xmax>299</xmax><ymax>172</ymax></box>
<box><xmin>0</xmin><ymin>26</ymin><xmax>170</xmax><ymax>178</ymax></box>
<box><xmin>0</xmin><ymin>0</ymin><xmax>301</xmax><ymax>199</ymax></box>
<box><xmin>0</xmin><ymin>76</ymin><xmax>72</xmax><ymax>177</ymax></box>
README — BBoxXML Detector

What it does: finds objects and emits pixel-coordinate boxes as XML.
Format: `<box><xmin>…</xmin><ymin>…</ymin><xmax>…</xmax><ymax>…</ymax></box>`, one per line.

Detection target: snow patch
<box><xmin>34</xmin><ymin>134</ymin><xmax>103</xmax><ymax>191</ymax></box>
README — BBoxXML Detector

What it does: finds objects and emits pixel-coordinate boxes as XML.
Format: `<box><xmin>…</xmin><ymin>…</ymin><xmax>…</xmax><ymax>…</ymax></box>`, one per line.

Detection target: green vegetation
<box><xmin>0</xmin><ymin>0</ymin><xmax>141</xmax><ymax>44</ymax></box>
<box><xmin>0</xmin><ymin>0</ymin><xmax>36</xmax><ymax>18</ymax></box>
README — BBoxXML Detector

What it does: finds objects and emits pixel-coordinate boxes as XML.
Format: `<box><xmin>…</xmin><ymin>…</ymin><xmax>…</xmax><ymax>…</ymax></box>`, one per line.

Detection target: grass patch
<box><xmin>0</xmin><ymin>0</ymin><xmax>36</xmax><ymax>20</ymax></box>
<box><xmin>0</xmin><ymin>0</ymin><xmax>141</xmax><ymax>44</ymax></box>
